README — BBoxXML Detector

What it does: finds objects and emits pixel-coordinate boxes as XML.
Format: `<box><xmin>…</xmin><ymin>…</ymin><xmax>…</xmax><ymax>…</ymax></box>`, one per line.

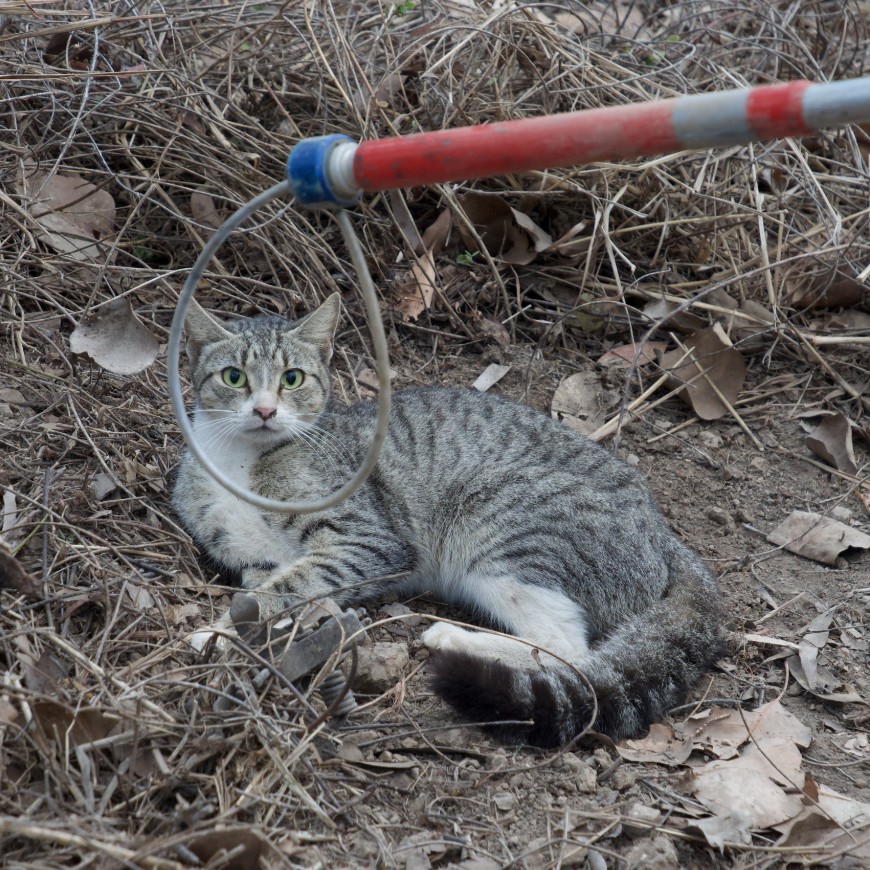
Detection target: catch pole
<box><xmin>286</xmin><ymin>78</ymin><xmax>870</xmax><ymax>205</ymax></box>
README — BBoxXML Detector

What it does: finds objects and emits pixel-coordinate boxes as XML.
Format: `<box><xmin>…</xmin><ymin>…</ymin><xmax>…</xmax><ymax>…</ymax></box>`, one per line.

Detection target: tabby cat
<box><xmin>172</xmin><ymin>294</ymin><xmax>723</xmax><ymax>747</ymax></box>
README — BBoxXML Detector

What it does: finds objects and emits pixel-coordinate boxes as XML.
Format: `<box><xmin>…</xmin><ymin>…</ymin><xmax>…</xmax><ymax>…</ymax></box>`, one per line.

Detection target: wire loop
<box><xmin>167</xmin><ymin>183</ymin><xmax>391</xmax><ymax>513</ymax></box>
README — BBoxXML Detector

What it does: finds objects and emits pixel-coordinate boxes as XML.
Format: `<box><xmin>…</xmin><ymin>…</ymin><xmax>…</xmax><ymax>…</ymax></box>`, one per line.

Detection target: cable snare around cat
<box><xmin>172</xmin><ymin>295</ymin><xmax>724</xmax><ymax>747</ymax></box>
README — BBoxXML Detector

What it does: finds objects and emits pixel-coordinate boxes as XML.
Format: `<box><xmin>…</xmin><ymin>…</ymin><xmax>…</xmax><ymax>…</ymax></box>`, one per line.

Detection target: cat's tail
<box><xmin>428</xmin><ymin>551</ymin><xmax>724</xmax><ymax>748</ymax></box>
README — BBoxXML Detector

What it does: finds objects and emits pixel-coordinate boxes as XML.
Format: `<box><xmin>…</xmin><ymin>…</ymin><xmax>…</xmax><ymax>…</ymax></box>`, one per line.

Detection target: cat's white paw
<box><xmin>421</xmin><ymin>622</ymin><xmax>474</xmax><ymax>654</ymax></box>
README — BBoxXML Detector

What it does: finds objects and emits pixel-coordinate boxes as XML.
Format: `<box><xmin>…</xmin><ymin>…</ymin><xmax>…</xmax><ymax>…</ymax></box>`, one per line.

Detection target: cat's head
<box><xmin>184</xmin><ymin>295</ymin><xmax>339</xmax><ymax>449</ymax></box>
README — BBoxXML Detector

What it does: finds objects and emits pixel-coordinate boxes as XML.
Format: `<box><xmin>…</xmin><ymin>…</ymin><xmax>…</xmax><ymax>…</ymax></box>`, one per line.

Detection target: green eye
<box><xmin>281</xmin><ymin>369</ymin><xmax>305</xmax><ymax>390</ymax></box>
<box><xmin>221</xmin><ymin>367</ymin><xmax>247</xmax><ymax>388</ymax></box>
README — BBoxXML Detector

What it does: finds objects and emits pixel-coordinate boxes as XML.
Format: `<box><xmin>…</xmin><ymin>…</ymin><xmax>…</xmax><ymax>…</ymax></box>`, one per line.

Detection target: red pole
<box><xmin>351</xmin><ymin>79</ymin><xmax>836</xmax><ymax>191</ymax></box>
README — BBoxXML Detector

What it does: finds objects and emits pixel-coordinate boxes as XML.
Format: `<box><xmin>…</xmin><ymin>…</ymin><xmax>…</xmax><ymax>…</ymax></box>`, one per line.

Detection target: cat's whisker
<box><xmin>300</xmin><ymin>423</ymin><xmax>354</xmax><ymax>466</ymax></box>
<box><xmin>198</xmin><ymin>419</ymin><xmax>244</xmax><ymax>452</ymax></box>
<box><xmin>294</xmin><ymin>429</ymin><xmax>346</xmax><ymax>475</ymax></box>
<box><xmin>292</xmin><ymin>424</ymin><xmax>351</xmax><ymax>472</ymax></box>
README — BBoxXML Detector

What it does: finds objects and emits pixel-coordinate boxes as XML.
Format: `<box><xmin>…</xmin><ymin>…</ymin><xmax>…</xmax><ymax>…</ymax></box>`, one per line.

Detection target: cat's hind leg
<box><xmin>421</xmin><ymin>574</ymin><xmax>590</xmax><ymax>668</ymax></box>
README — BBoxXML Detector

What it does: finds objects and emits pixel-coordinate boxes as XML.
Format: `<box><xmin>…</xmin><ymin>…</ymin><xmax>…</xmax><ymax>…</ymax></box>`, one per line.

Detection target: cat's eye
<box><xmin>221</xmin><ymin>367</ymin><xmax>247</xmax><ymax>388</ymax></box>
<box><xmin>281</xmin><ymin>369</ymin><xmax>305</xmax><ymax>390</ymax></box>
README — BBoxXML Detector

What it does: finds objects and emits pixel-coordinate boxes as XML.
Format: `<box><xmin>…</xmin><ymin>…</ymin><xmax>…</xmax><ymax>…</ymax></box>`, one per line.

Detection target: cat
<box><xmin>172</xmin><ymin>294</ymin><xmax>724</xmax><ymax>747</ymax></box>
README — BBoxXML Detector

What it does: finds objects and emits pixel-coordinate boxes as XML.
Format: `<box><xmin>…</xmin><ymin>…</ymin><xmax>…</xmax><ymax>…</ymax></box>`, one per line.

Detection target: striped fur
<box><xmin>173</xmin><ymin>297</ymin><xmax>723</xmax><ymax>746</ymax></box>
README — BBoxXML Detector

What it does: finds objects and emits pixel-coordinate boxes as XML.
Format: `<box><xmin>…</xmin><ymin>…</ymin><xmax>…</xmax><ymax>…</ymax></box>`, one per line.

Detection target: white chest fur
<box><xmin>190</xmin><ymin>412</ymin><xmax>299</xmax><ymax>571</ymax></box>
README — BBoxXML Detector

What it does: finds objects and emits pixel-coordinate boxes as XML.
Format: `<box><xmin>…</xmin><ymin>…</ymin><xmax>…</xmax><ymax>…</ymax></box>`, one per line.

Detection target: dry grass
<box><xmin>1</xmin><ymin>1</ymin><xmax>869</xmax><ymax>867</ymax></box>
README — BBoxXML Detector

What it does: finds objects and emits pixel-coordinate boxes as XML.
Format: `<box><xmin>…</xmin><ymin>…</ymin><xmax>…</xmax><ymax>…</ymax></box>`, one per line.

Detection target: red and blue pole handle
<box><xmin>287</xmin><ymin>78</ymin><xmax>870</xmax><ymax>206</ymax></box>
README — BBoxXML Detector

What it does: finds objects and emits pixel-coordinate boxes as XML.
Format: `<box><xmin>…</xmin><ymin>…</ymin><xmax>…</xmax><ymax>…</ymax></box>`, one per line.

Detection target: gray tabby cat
<box><xmin>173</xmin><ymin>294</ymin><xmax>723</xmax><ymax>747</ymax></box>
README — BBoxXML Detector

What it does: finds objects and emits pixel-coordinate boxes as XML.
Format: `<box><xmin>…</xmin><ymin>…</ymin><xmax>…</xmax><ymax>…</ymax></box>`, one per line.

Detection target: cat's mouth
<box><xmin>242</xmin><ymin>419</ymin><xmax>281</xmax><ymax>437</ymax></box>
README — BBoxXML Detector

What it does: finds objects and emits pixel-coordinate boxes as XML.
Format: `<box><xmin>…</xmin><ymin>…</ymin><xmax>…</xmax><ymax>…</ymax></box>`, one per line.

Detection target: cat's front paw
<box><xmin>421</xmin><ymin>622</ymin><xmax>474</xmax><ymax>654</ymax></box>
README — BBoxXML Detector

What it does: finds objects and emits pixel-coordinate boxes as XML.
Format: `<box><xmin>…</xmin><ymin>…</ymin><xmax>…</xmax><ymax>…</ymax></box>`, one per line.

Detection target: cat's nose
<box><xmin>253</xmin><ymin>406</ymin><xmax>277</xmax><ymax>421</ymax></box>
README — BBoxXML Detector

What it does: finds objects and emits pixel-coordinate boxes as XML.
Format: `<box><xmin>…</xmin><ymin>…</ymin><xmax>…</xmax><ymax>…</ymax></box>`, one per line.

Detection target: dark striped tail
<box><xmin>429</xmin><ymin>557</ymin><xmax>724</xmax><ymax>748</ymax></box>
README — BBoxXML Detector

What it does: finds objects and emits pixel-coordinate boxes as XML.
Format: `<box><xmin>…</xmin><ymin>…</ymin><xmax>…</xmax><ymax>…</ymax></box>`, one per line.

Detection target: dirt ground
<box><xmin>1</xmin><ymin>1</ymin><xmax>869</xmax><ymax>868</ymax></box>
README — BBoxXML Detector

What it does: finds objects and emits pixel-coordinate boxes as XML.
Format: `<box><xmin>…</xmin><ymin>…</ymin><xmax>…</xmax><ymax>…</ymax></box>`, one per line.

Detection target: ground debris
<box><xmin>2</xmin><ymin>1</ymin><xmax>870</xmax><ymax>867</ymax></box>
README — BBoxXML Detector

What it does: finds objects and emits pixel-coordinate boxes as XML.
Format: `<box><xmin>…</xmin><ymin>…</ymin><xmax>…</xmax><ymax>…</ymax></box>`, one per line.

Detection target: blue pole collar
<box><xmin>286</xmin><ymin>134</ymin><xmax>361</xmax><ymax>207</ymax></box>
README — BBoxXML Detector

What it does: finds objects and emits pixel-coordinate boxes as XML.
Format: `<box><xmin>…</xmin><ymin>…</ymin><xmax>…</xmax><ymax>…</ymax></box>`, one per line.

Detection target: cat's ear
<box><xmin>184</xmin><ymin>299</ymin><xmax>232</xmax><ymax>365</ymax></box>
<box><xmin>294</xmin><ymin>293</ymin><xmax>340</xmax><ymax>350</ymax></box>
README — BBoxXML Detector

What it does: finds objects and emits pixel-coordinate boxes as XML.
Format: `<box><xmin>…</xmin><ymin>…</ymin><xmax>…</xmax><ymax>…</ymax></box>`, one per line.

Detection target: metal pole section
<box><xmin>349</xmin><ymin>78</ymin><xmax>870</xmax><ymax>192</ymax></box>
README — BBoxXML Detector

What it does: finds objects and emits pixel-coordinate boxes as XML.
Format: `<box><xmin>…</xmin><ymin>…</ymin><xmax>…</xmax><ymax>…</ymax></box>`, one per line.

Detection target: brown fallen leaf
<box><xmin>0</xmin><ymin>697</ymin><xmax>17</xmax><ymax>725</ymax></box>
<box><xmin>185</xmin><ymin>828</ymin><xmax>264</xmax><ymax>870</ymax></box>
<box><xmin>544</xmin><ymin>218</ymin><xmax>591</xmax><ymax>260</ymax></box>
<box><xmin>598</xmin><ymin>341</ymin><xmax>667</xmax><ymax>367</ymax></box>
<box><xmin>395</xmin><ymin>250</ymin><xmax>437</xmax><ymax>322</ymax></box>
<box><xmin>474</xmin><ymin>315</ymin><xmax>511</xmax><ymax>349</ymax></box>
<box><xmin>190</xmin><ymin>190</ymin><xmax>222</xmax><ymax>231</ymax></box>
<box><xmin>684</xmin><ymin>701</ymin><xmax>812</xmax><ymax>761</ymax></box>
<box><xmin>167</xmin><ymin>601</ymin><xmax>201</xmax><ymax>625</ymax></box>
<box><xmin>688</xmin><ymin>811</ymin><xmax>754</xmax><ymax>849</ymax></box>
<box><xmin>733</xmin><ymin>298</ymin><xmax>775</xmax><ymax>351</ymax></box>
<box><xmin>0</xmin><ymin>546</ymin><xmax>41</xmax><ymax>597</ymax></box>
<box><xmin>91</xmin><ymin>471</ymin><xmax>117</xmax><ymax>500</ymax></box>
<box><xmin>421</xmin><ymin>208</ymin><xmax>452</xmax><ymax>255</ymax></box>
<box><xmin>69</xmin><ymin>297</ymin><xmax>159</xmax><ymax>375</ymax></box>
<box><xmin>457</xmin><ymin>192</ymin><xmax>552</xmax><ymax>265</ymax></box>
<box><xmin>661</xmin><ymin>324</ymin><xmax>747</xmax><ymax>420</ymax></box>
<box><xmin>23</xmin><ymin>650</ymin><xmax>68</xmax><ymax>695</ymax></box>
<box><xmin>616</xmin><ymin>722</ymin><xmax>693</xmax><ymax>766</ymax></box>
<box><xmin>32</xmin><ymin>700</ymin><xmax>120</xmax><ymax>747</ymax></box>
<box><xmin>388</xmin><ymin>190</ymin><xmax>424</xmax><ymax>254</ymax></box>
<box><xmin>553</xmin><ymin>0</ymin><xmax>648</xmax><ymax>38</ymax></box>
<box><xmin>786</xmin><ymin>263</ymin><xmax>866</xmax><ymax>310</ymax></box>
<box><xmin>805</xmin><ymin>413</ymin><xmax>858</xmax><ymax>476</ymax></box>
<box><xmin>788</xmin><ymin>655</ymin><xmax>867</xmax><ymax>705</ymax></box>
<box><xmin>798</xmin><ymin>610</ymin><xmax>834</xmax><ymax>691</ymax></box>
<box><xmin>18</xmin><ymin>161</ymin><xmax>116</xmax><ymax>262</ymax></box>
<box><xmin>682</xmin><ymin>709</ymin><xmax>754</xmax><ymax>761</ymax></box>
<box><xmin>126</xmin><ymin>581</ymin><xmax>156</xmax><ymax>610</ymax></box>
<box><xmin>394</xmin><ymin>209</ymin><xmax>452</xmax><ymax>322</ymax></box>
<box><xmin>686</xmin><ymin>701</ymin><xmax>815</xmax><ymax>848</ymax></box>
<box><xmin>775</xmin><ymin>785</ymin><xmax>870</xmax><ymax>861</ymax></box>
<box><xmin>767</xmin><ymin>510</ymin><xmax>870</xmax><ymax>566</ymax></box>
<box><xmin>807</xmin><ymin>309</ymin><xmax>870</xmax><ymax>333</ymax></box>
<box><xmin>642</xmin><ymin>299</ymin><xmax>706</xmax><ymax>334</ymax></box>
<box><xmin>551</xmin><ymin>371</ymin><xmax>606</xmax><ymax>436</ymax></box>
<box><xmin>692</xmin><ymin>764</ymin><xmax>804</xmax><ymax>833</ymax></box>
<box><xmin>354</xmin><ymin>72</ymin><xmax>405</xmax><ymax>111</ymax></box>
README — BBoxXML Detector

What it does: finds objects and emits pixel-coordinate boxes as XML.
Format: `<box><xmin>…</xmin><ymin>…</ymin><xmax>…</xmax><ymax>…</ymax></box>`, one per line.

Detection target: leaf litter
<box><xmin>614</xmin><ymin>700</ymin><xmax>870</xmax><ymax>852</ymax></box>
<box><xmin>2</xmin><ymin>0</ymin><xmax>870</xmax><ymax>867</ymax></box>
<box><xmin>69</xmin><ymin>297</ymin><xmax>159</xmax><ymax>375</ymax></box>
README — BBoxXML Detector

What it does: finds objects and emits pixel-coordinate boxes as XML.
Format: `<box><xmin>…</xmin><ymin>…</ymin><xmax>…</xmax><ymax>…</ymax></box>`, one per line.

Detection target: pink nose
<box><xmin>254</xmin><ymin>406</ymin><xmax>276</xmax><ymax>421</ymax></box>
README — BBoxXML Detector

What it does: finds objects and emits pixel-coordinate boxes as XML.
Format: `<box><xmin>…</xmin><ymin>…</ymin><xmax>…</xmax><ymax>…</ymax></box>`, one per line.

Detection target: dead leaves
<box><xmin>798</xmin><ymin>610</ymin><xmax>834</xmax><ymax>691</ymax></box>
<box><xmin>472</xmin><ymin>363</ymin><xmax>510</xmax><ymax>392</ymax></box>
<box><xmin>614</xmin><ymin>701</ymin><xmax>870</xmax><ymax>852</ymax></box>
<box><xmin>457</xmin><ymin>192</ymin><xmax>552</xmax><ymax>266</ymax></box>
<box><xmin>18</xmin><ymin>161</ymin><xmax>116</xmax><ymax>263</ymax></box>
<box><xmin>394</xmin><ymin>208</ymin><xmax>452</xmax><ymax>322</ymax></box>
<box><xmin>551</xmin><ymin>371</ymin><xmax>606</xmax><ymax>436</ymax></box>
<box><xmin>767</xmin><ymin>511</ymin><xmax>870</xmax><ymax>566</ymax></box>
<box><xmin>786</xmin><ymin>260</ymin><xmax>866</xmax><ymax>310</ymax></box>
<box><xmin>746</xmin><ymin>605</ymin><xmax>867</xmax><ymax>707</ymax></box>
<box><xmin>69</xmin><ymin>297</ymin><xmax>159</xmax><ymax>375</ymax></box>
<box><xmin>804</xmin><ymin>413</ymin><xmax>858</xmax><ymax>476</ymax></box>
<box><xmin>661</xmin><ymin>324</ymin><xmax>747</xmax><ymax>421</ymax></box>
<box><xmin>0</xmin><ymin>547</ymin><xmax>40</xmax><ymax>598</ymax></box>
